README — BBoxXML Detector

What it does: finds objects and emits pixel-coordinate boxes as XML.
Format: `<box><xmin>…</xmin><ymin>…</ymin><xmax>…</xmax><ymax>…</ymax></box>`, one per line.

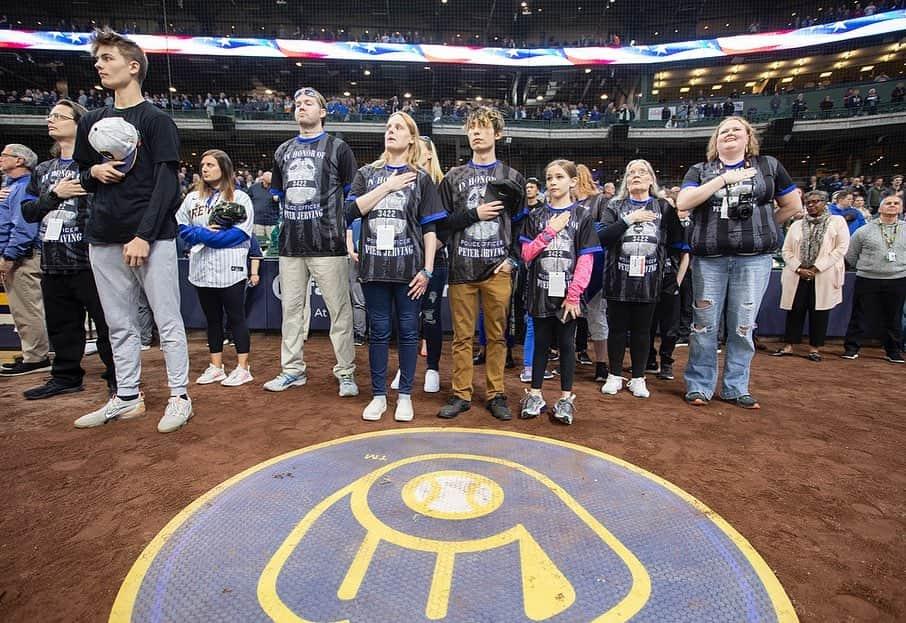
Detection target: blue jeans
<box><xmin>684</xmin><ymin>254</ymin><xmax>772</xmax><ymax>400</ymax></box>
<box><xmin>421</xmin><ymin>263</ymin><xmax>447</xmax><ymax>372</ymax></box>
<box><xmin>523</xmin><ymin>315</ymin><xmax>535</xmax><ymax>367</ymax></box>
<box><xmin>363</xmin><ymin>282</ymin><xmax>421</xmax><ymax>396</ymax></box>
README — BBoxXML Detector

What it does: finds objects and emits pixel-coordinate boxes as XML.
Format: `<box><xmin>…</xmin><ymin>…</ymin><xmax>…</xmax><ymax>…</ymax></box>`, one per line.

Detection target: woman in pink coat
<box><xmin>773</xmin><ymin>190</ymin><xmax>850</xmax><ymax>361</ymax></box>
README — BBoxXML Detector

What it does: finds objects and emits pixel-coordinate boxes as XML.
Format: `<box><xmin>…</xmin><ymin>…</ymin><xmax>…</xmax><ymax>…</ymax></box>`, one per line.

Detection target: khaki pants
<box><xmin>253</xmin><ymin>224</ymin><xmax>276</xmax><ymax>245</ymax></box>
<box><xmin>279</xmin><ymin>255</ymin><xmax>355</xmax><ymax>378</ymax></box>
<box><xmin>5</xmin><ymin>253</ymin><xmax>49</xmax><ymax>363</ymax></box>
<box><xmin>449</xmin><ymin>271</ymin><xmax>512</xmax><ymax>402</ymax></box>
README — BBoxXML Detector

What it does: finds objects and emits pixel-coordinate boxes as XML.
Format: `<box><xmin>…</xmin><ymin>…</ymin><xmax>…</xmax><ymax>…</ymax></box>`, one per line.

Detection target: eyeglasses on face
<box><xmin>46</xmin><ymin>112</ymin><xmax>75</xmax><ymax>121</ymax></box>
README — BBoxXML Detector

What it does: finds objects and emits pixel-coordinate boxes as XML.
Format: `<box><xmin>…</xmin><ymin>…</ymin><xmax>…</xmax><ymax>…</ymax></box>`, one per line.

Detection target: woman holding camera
<box><xmin>677</xmin><ymin>116</ymin><xmax>802</xmax><ymax>409</ymax></box>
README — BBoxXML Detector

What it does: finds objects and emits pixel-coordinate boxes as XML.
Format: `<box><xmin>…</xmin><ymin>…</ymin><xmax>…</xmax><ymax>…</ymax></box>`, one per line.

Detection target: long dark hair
<box><xmin>193</xmin><ymin>149</ymin><xmax>236</xmax><ymax>203</ymax></box>
<box><xmin>50</xmin><ymin>98</ymin><xmax>88</xmax><ymax>158</ymax></box>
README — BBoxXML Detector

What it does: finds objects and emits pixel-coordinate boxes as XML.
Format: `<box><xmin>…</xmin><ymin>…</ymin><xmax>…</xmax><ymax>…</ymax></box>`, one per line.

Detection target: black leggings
<box><xmin>196</xmin><ymin>281</ymin><xmax>250</xmax><ymax>354</ymax></box>
<box><xmin>607</xmin><ymin>300</ymin><xmax>657</xmax><ymax>378</ymax></box>
<box><xmin>531</xmin><ymin>316</ymin><xmax>577</xmax><ymax>391</ymax></box>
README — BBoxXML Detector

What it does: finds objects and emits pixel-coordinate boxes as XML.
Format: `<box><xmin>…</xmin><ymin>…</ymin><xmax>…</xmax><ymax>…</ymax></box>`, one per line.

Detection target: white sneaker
<box><xmin>196</xmin><ymin>364</ymin><xmax>226</xmax><ymax>385</ymax></box>
<box><xmin>363</xmin><ymin>396</ymin><xmax>387</xmax><ymax>421</ymax></box>
<box><xmin>221</xmin><ymin>365</ymin><xmax>253</xmax><ymax>387</ymax></box>
<box><xmin>395</xmin><ymin>396</ymin><xmax>414</xmax><ymax>422</ymax></box>
<box><xmin>601</xmin><ymin>374</ymin><xmax>624</xmax><ymax>395</ymax></box>
<box><xmin>74</xmin><ymin>393</ymin><xmax>146</xmax><ymax>428</ymax></box>
<box><xmin>84</xmin><ymin>341</ymin><xmax>98</xmax><ymax>356</ymax></box>
<box><xmin>263</xmin><ymin>372</ymin><xmax>307</xmax><ymax>392</ymax></box>
<box><xmin>390</xmin><ymin>369</ymin><xmax>401</xmax><ymax>390</ymax></box>
<box><xmin>423</xmin><ymin>369</ymin><xmax>440</xmax><ymax>393</ymax></box>
<box><xmin>627</xmin><ymin>377</ymin><xmax>650</xmax><ymax>398</ymax></box>
<box><xmin>338</xmin><ymin>374</ymin><xmax>359</xmax><ymax>397</ymax></box>
<box><xmin>140</xmin><ymin>344</ymin><xmax>151</xmax><ymax>352</ymax></box>
<box><xmin>158</xmin><ymin>395</ymin><xmax>193</xmax><ymax>433</ymax></box>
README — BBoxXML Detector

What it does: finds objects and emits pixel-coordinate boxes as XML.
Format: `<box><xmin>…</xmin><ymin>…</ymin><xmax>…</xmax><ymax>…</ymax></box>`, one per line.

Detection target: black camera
<box><xmin>728</xmin><ymin>191</ymin><xmax>755</xmax><ymax>220</ymax></box>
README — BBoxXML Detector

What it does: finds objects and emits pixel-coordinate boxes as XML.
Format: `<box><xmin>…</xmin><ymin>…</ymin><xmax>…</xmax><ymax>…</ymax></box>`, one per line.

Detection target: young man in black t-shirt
<box><xmin>264</xmin><ymin>87</ymin><xmax>359</xmax><ymax>398</ymax></box>
<box><xmin>436</xmin><ymin>108</ymin><xmax>525</xmax><ymax>421</ymax></box>
<box><xmin>72</xmin><ymin>29</ymin><xmax>192</xmax><ymax>433</ymax></box>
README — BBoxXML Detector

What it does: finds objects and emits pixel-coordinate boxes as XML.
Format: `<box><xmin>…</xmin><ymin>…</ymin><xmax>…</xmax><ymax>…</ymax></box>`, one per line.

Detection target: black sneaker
<box><xmin>576</xmin><ymin>351</ymin><xmax>593</xmax><ymax>366</ymax></box>
<box><xmin>354</xmin><ymin>334</ymin><xmax>367</xmax><ymax>347</ymax></box>
<box><xmin>657</xmin><ymin>363</ymin><xmax>675</xmax><ymax>380</ymax></box>
<box><xmin>437</xmin><ymin>396</ymin><xmax>471</xmax><ymax>419</ymax></box>
<box><xmin>23</xmin><ymin>379</ymin><xmax>84</xmax><ymax>400</ymax></box>
<box><xmin>486</xmin><ymin>394</ymin><xmax>512</xmax><ymax>421</ymax></box>
<box><xmin>551</xmin><ymin>366</ymin><xmax>560</xmax><ymax>376</ymax></box>
<box><xmin>840</xmin><ymin>350</ymin><xmax>859</xmax><ymax>360</ymax></box>
<box><xmin>472</xmin><ymin>351</ymin><xmax>486</xmax><ymax>365</ymax></box>
<box><xmin>594</xmin><ymin>363</ymin><xmax>609</xmax><ymax>382</ymax></box>
<box><xmin>645</xmin><ymin>360</ymin><xmax>659</xmax><ymax>373</ymax></box>
<box><xmin>1</xmin><ymin>356</ymin><xmax>24</xmax><ymax>370</ymax></box>
<box><xmin>0</xmin><ymin>358</ymin><xmax>52</xmax><ymax>377</ymax></box>
<box><xmin>684</xmin><ymin>391</ymin><xmax>709</xmax><ymax>406</ymax></box>
<box><xmin>548</xmin><ymin>348</ymin><xmax>560</xmax><ymax>362</ymax></box>
<box><xmin>721</xmin><ymin>394</ymin><xmax>761</xmax><ymax>409</ymax></box>
<box><xmin>675</xmin><ymin>339</ymin><xmax>689</xmax><ymax>347</ymax></box>
<box><xmin>505</xmin><ymin>349</ymin><xmax>515</xmax><ymax>369</ymax></box>
<box><xmin>885</xmin><ymin>352</ymin><xmax>905</xmax><ymax>364</ymax></box>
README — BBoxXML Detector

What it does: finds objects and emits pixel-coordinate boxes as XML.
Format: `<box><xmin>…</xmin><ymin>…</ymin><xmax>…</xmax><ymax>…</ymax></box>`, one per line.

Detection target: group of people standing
<box><xmin>3</xmin><ymin>28</ymin><xmax>905</xmax><ymax>433</ymax></box>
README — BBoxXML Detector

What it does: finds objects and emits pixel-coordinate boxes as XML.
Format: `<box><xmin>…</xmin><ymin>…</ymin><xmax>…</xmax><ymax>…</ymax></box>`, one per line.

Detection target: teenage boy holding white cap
<box><xmin>72</xmin><ymin>28</ymin><xmax>192</xmax><ymax>433</ymax></box>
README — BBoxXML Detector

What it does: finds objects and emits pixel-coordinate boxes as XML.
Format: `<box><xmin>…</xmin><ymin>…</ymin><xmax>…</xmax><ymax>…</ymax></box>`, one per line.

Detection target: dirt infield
<box><xmin>1</xmin><ymin>333</ymin><xmax>904</xmax><ymax>622</ymax></box>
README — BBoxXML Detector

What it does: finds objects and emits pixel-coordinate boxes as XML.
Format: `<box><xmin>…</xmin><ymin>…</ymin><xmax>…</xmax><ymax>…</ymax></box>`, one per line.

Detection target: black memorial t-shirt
<box><xmin>271</xmin><ymin>132</ymin><xmax>358</xmax><ymax>257</ymax></box>
<box><xmin>74</xmin><ymin>101</ymin><xmax>180</xmax><ymax>244</ymax></box>
<box><xmin>24</xmin><ymin>158</ymin><xmax>90</xmax><ymax>273</ymax></box>
<box><xmin>680</xmin><ymin>155</ymin><xmax>796</xmax><ymax>256</ymax></box>
<box><xmin>600</xmin><ymin>197</ymin><xmax>684</xmax><ymax>304</ymax></box>
<box><xmin>439</xmin><ymin>161</ymin><xmax>526</xmax><ymax>284</ymax></box>
<box><xmin>348</xmin><ymin>163</ymin><xmax>446</xmax><ymax>284</ymax></box>
<box><xmin>520</xmin><ymin>202</ymin><xmax>601</xmax><ymax>318</ymax></box>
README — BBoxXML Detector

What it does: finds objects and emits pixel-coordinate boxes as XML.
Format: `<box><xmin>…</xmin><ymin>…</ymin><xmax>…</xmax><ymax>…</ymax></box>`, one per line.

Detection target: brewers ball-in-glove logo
<box><xmin>285</xmin><ymin>158</ymin><xmax>318</xmax><ymax>205</ymax></box>
<box><xmin>111</xmin><ymin>430</ymin><xmax>799</xmax><ymax>623</ymax></box>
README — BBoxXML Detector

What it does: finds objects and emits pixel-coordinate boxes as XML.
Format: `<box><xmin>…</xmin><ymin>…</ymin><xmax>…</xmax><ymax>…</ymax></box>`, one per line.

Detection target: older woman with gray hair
<box><xmin>773</xmin><ymin>190</ymin><xmax>850</xmax><ymax>361</ymax></box>
<box><xmin>597</xmin><ymin>159</ymin><xmax>685</xmax><ymax>398</ymax></box>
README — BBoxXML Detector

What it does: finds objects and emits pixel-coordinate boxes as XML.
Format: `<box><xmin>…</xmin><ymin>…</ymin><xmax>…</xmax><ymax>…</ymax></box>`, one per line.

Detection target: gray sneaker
<box><xmin>551</xmin><ymin>394</ymin><xmax>576</xmax><ymax>425</ymax></box>
<box><xmin>158</xmin><ymin>396</ymin><xmax>193</xmax><ymax>433</ymax></box>
<box><xmin>74</xmin><ymin>394</ymin><xmax>146</xmax><ymax>428</ymax></box>
<box><xmin>338</xmin><ymin>373</ymin><xmax>359</xmax><ymax>397</ymax></box>
<box><xmin>263</xmin><ymin>372</ymin><xmax>307</xmax><ymax>392</ymax></box>
<box><xmin>519</xmin><ymin>390</ymin><xmax>546</xmax><ymax>419</ymax></box>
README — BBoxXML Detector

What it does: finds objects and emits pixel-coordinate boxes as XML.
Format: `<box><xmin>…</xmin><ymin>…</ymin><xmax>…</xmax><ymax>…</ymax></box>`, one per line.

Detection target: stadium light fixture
<box><xmin>745</xmin><ymin>81</ymin><xmax>756</xmax><ymax>87</ymax></box>
<box><xmin>168</xmin><ymin>86</ymin><xmax>177</xmax><ymax>93</ymax></box>
<box><xmin>651</xmin><ymin>90</ymin><xmax>659</xmax><ymax>95</ymax></box>
<box><xmin>711</xmin><ymin>85</ymin><xmax>722</xmax><ymax>90</ymax></box>
<box><xmin>265</xmin><ymin>89</ymin><xmax>273</xmax><ymax>94</ymax></box>
<box><xmin>585</xmin><ymin>68</ymin><xmax>591</xmax><ymax>73</ymax></box>
<box><xmin>475</xmin><ymin>96</ymin><xmax>483</xmax><ymax>101</ymax></box>
<box><xmin>403</xmin><ymin>92</ymin><xmax>412</xmax><ymax>98</ymax></box>
<box><xmin>860</xmin><ymin>65</ymin><xmax>874</xmax><ymax>71</ymax></box>
<box><xmin>599</xmin><ymin>94</ymin><xmax>607</xmax><ymax>99</ymax></box>
<box><xmin>781</xmin><ymin>77</ymin><xmax>794</xmax><ymax>83</ymax></box>
<box><xmin>295</xmin><ymin>62</ymin><xmax>302</xmax><ymax>67</ymax></box>
<box><xmin>364</xmin><ymin>69</ymin><xmax>371</xmax><ymax>75</ymax></box>
<box><xmin>343</xmin><ymin>91</ymin><xmax>351</xmax><ymax>96</ymax></box>
<box><xmin>94</xmin><ymin>85</ymin><xmax>102</xmax><ymax>91</ymax></box>
<box><xmin>819</xmin><ymin>71</ymin><xmax>832</xmax><ymax>77</ymax></box>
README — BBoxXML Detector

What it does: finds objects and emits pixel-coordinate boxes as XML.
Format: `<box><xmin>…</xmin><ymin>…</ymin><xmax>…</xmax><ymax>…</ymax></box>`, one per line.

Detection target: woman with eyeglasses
<box><xmin>598</xmin><ymin>160</ymin><xmax>685</xmax><ymax>399</ymax></box>
<box><xmin>677</xmin><ymin>116</ymin><xmax>802</xmax><ymax>409</ymax></box>
<box><xmin>19</xmin><ymin>100</ymin><xmax>116</xmax><ymax>399</ymax></box>
<box><xmin>346</xmin><ymin>112</ymin><xmax>447</xmax><ymax>422</ymax></box>
<box><xmin>773</xmin><ymin>190</ymin><xmax>849</xmax><ymax>361</ymax></box>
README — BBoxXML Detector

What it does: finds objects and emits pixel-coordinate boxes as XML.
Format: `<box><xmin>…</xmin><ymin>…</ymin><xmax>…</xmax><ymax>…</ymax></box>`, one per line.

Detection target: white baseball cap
<box><xmin>88</xmin><ymin>117</ymin><xmax>140</xmax><ymax>173</ymax></box>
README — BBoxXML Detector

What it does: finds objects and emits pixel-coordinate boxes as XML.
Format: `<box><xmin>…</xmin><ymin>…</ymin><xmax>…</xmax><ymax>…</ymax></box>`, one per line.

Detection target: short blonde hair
<box><xmin>706</xmin><ymin>115</ymin><xmax>760</xmax><ymax>162</ymax></box>
<box><xmin>465</xmin><ymin>106</ymin><xmax>505</xmax><ymax>134</ymax></box>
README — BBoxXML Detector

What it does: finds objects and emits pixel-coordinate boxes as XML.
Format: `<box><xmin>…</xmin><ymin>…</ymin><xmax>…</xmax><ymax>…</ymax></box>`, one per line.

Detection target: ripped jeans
<box><xmin>684</xmin><ymin>254</ymin><xmax>772</xmax><ymax>400</ymax></box>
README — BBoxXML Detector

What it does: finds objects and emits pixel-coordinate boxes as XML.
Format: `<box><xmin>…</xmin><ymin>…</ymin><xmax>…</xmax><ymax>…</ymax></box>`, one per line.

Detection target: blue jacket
<box><xmin>0</xmin><ymin>174</ymin><xmax>40</xmax><ymax>261</ymax></box>
<box><xmin>828</xmin><ymin>203</ymin><xmax>866</xmax><ymax>236</ymax></box>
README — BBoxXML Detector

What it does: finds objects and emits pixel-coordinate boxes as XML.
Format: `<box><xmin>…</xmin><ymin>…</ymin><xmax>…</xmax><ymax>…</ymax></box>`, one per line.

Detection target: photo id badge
<box><xmin>629</xmin><ymin>255</ymin><xmax>646</xmax><ymax>277</ymax></box>
<box><xmin>887</xmin><ymin>250</ymin><xmax>897</xmax><ymax>263</ymax></box>
<box><xmin>548</xmin><ymin>271</ymin><xmax>566</xmax><ymax>298</ymax></box>
<box><xmin>43</xmin><ymin>219</ymin><xmax>63</xmax><ymax>242</ymax></box>
<box><xmin>376</xmin><ymin>226</ymin><xmax>395</xmax><ymax>251</ymax></box>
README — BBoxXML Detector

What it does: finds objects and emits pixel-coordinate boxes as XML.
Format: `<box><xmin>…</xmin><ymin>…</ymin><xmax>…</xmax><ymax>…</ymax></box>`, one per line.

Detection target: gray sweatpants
<box><xmin>89</xmin><ymin>240</ymin><xmax>189</xmax><ymax>396</ymax></box>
